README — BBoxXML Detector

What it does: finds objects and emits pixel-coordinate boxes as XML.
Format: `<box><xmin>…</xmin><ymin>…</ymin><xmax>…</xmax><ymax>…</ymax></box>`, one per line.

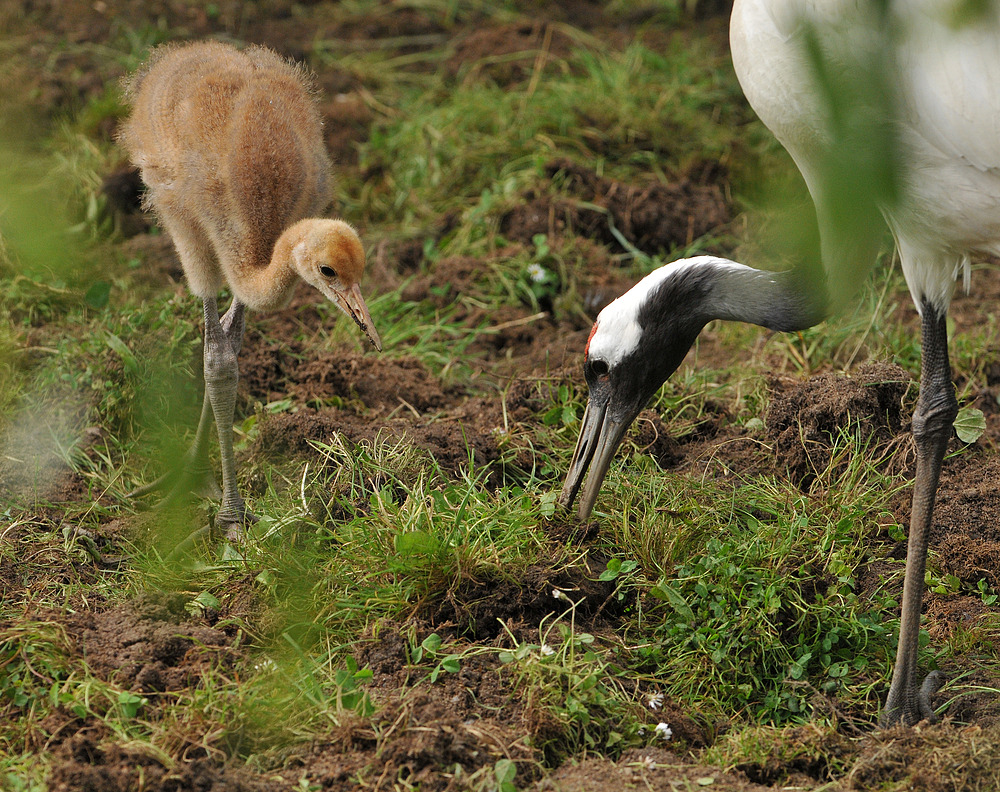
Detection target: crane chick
<box><xmin>121</xmin><ymin>41</ymin><xmax>382</xmax><ymax>534</ymax></box>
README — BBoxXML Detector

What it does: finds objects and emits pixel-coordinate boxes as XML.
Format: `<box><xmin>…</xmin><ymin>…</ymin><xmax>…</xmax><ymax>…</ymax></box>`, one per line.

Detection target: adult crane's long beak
<box><xmin>334</xmin><ymin>283</ymin><xmax>382</xmax><ymax>351</ymax></box>
<box><xmin>558</xmin><ymin>384</ymin><xmax>632</xmax><ymax>520</ymax></box>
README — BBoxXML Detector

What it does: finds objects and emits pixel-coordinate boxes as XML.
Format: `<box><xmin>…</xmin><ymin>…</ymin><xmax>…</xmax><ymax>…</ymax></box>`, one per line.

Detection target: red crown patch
<box><xmin>584</xmin><ymin>321</ymin><xmax>599</xmax><ymax>358</ymax></box>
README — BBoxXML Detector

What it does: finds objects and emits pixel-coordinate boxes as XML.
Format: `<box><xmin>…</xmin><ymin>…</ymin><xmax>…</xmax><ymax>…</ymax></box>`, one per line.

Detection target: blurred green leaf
<box><xmin>84</xmin><ymin>280</ymin><xmax>110</xmax><ymax>310</ymax></box>
<box><xmin>105</xmin><ymin>332</ymin><xmax>139</xmax><ymax>376</ymax></box>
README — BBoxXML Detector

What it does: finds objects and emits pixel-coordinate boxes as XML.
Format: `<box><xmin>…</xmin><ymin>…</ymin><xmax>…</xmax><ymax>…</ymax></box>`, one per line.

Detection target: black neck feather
<box><xmin>641</xmin><ymin>260</ymin><xmax>827</xmax><ymax>336</ymax></box>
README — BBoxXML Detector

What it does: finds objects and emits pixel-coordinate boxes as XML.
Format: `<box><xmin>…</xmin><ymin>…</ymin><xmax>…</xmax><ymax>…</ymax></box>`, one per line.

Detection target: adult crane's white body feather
<box><xmin>732</xmin><ymin>0</ymin><xmax>1000</xmax><ymax>311</ymax></box>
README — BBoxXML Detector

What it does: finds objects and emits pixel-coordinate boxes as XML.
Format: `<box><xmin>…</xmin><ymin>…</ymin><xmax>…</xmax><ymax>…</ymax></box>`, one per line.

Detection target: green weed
<box><xmin>499</xmin><ymin>594</ymin><xmax>645</xmax><ymax>764</ymax></box>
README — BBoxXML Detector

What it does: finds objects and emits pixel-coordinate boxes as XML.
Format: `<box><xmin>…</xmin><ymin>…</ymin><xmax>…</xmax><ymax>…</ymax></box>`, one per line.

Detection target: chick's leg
<box><xmin>203</xmin><ymin>297</ymin><xmax>257</xmax><ymax>538</ymax></box>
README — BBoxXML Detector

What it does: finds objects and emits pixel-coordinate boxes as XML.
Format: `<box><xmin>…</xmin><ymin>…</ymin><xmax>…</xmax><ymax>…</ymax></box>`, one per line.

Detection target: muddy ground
<box><xmin>4</xmin><ymin>0</ymin><xmax>1000</xmax><ymax>790</ymax></box>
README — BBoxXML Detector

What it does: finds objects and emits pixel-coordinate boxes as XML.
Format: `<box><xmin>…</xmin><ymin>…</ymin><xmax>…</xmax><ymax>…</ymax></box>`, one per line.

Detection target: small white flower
<box><xmin>553</xmin><ymin>588</ymin><xmax>568</xmax><ymax>601</ymax></box>
<box><xmin>647</xmin><ymin>692</ymin><xmax>664</xmax><ymax>711</ymax></box>
<box><xmin>540</xmin><ymin>644</ymin><xmax>555</xmax><ymax>656</ymax></box>
<box><xmin>527</xmin><ymin>262</ymin><xmax>548</xmax><ymax>283</ymax></box>
<box><xmin>654</xmin><ymin>722</ymin><xmax>673</xmax><ymax>741</ymax></box>
<box><xmin>640</xmin><ymin>755</ymin><xmax>656</xmax><ymax>771</ymax></box>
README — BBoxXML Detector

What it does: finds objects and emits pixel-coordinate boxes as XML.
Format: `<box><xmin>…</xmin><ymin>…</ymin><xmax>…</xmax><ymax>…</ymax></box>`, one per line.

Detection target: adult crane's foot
<box><xmin>215</xmin><ymin>502</ymin><xmax>259</xmax><ymax>543</ymax></box>
<box><xmin>879</xmin><ymin>670</ymin><xmax>944</xmax><ymax>728</ymax></box>
<box><xmin>918</xmin><ymin>670</ymin><xmax>945</xmax><ymax>722</ymax></box>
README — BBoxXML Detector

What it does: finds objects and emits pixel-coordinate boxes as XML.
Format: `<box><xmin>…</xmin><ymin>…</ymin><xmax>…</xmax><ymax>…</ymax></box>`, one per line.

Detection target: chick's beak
<box><xmin>558</xmin><ymin>381</ymin><xmax>632</xmax><ymax>520</ymax></box>
<box><xmin>332</xmin><ymin>283</ymin><xmax>382</xmax><ymax>351</ymax></box>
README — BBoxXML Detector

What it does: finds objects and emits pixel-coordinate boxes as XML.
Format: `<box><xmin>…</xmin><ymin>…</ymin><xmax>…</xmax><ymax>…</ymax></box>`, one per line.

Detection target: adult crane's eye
<box><xmin>590</xmin><ymin>359</ymin><xmax>609</xmax><ymax>377</ymax></box>
<box><xmin>320</xmin><ymin>265</ymin><xmax>337</xmax><ymax>278</ymax></box>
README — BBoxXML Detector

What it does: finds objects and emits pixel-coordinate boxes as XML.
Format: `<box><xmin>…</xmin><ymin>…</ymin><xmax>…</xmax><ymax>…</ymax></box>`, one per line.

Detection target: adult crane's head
<box><xmin>290</xmin><ymin>218</ymin><xmax>383</xmax><ymax>351</ymax></box>
<box><xmin>559</xmin><ymin>259</ymin><xmax>729</xmax><ymax>519</ymax></box>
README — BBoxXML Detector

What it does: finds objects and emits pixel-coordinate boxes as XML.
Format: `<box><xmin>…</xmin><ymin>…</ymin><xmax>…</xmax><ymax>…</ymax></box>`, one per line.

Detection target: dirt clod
<box><xmin>48</xmin><ymin>730</ymin><xmax>280</xmax><ymax>792</ymax></box>
<box><xmin>430</xmin><ymin>557</ymin><xmax>622</xmax><ymax>639</ymax></box>
<box><xmin>72</xmin><ymin>593</ymin><xmax>234</xmax><ymax>694</ymax></box>
<box><xmin>766</xmin><ymin>361</ymin><xmax>911</xmax><ymax>488</ymax></box>
<box><xmin>501</xmin><ymin>158</ymin><xmax>730</xmax><ymax>255</ymax></box>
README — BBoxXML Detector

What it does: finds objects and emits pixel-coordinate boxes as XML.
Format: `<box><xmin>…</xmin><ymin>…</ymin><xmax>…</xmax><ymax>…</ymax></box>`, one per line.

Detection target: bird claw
<box><xmin>918</xmin><ymin>670</ymin><xmax>945</xmax><ymax>723</ymax></box>
<box><xmin>880</xmin><ymin>669</ymin><xmax>945</xmax><ymax>728</ymax></box>
<box><xmin>214</xmin><ymin>503</ymin><xmax>259</xmax><ymax>543</ymax></box>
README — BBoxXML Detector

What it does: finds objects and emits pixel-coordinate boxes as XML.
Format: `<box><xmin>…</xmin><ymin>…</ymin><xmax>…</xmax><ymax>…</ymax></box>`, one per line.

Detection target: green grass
<box><xmin>336</xmin><ymin>30</ymin><xmax>748</xmax><ymax>246</ymax></box>
<box><xmin>573</xmin><ymin>424</ymin><xmax>908</xmax><ymax>717</ymax></box>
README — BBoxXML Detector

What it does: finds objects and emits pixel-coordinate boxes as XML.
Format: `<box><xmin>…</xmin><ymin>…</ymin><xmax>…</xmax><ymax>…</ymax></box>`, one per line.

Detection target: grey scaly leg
<box><xmin>880</xmin><ymin>302</ymin><xmax>954</xmax><ymax>727</ymax></box>
<box><xmin>128</xmin><ymin>299</ymin><xmax>249</xmax><ymax>509</ymax></box>
<box><xmin>178</xmin><ymin>299</ymin><xmax>246</xmax><ymax>501</ymax></box>
<box><xmin>203</xmin><ymin>296</ymin><xmax>257</xmax><ymax>538</ymax></box>
<box><xmin>219</xmin><ymin>298</ymin><xmax>247</xmax><ymax>358</ymax></box>
<box><xmin>187</xmin><ymin>393</ymin><xmax>223</xmax><ymax>499</ymax></box>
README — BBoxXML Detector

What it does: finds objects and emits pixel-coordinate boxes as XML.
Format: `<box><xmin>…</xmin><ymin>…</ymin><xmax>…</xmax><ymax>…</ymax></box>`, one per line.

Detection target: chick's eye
<box><xmin>590</xmin><ymin>359</ymin><xmax>609</xmax><ymax>377</ymax></box>
<box><xmin>319</xmin><ymin>265</ymin><xmax>337</xmax><ymax>279</ymax></box>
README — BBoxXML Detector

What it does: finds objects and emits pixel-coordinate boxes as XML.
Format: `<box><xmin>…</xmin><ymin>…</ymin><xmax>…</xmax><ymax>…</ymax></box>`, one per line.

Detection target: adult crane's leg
<box><xmin>203</xmin><ymin>296</ymin><xmax>257</xmax><ymax>538</ymax></box>
<box><xmin>880</xmin><ymin>302</ymin><xmax>955</xmax><ymax>727</ymax></box>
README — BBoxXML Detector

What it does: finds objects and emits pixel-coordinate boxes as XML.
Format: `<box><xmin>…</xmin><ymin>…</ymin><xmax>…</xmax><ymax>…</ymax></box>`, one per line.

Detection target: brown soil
<box><xmin>250</xmin><ymin>395</ymin><xmax>508</xmax><ymax>480</ymax></box>
<box><xmin>427</xmin><ymin>553</ymin><xmax>624</xmax><ymax>640</ymax></box>
<box><xmin>71</xmin><ymin>593</ymin><xmax>236</xmax><ymax>693</ymax></box>
<box><xmin>765</xmin><ymin>361</ymin><xmax>913</xmax><ymax>489</ymax></box>
<box><xmin>447</xmin><ymin>22</ymin><xmax>579</xmax><ymax>86</ymax></box>
<box><xmin>535</xmin><ymin>750</ymin><xmax>774</xmax><ymax>792</ymax></box>
<box><xmin>47</xmin><ymin>733</ymin><xmax>282</xmax><ymax>792</ymax></box>
<box><xmin>240</xmin><ymin>346</ymin><xmax>460</xmax><ymax>414</ymax></box>
<box><xmin>501</xmin><ymin>158</ymin><xmax>732</xmax><ymax>255</ymax></box>
<box><xmin>298</xmin><ymin>673</ymin><xmax>538</xmax><ymax>792</ymax></box>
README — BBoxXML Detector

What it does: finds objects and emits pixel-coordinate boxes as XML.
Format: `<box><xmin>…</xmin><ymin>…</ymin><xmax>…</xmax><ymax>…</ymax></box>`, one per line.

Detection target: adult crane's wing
<box><xmin>899</xmin><ymin>3</ymin><xmax>1000</xmax><ymax>173</ymax></box>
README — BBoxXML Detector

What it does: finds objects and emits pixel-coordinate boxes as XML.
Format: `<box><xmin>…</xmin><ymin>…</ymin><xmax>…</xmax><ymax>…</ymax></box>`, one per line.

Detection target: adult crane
<box><xmin>560</xmin><ymin>0</ymin><xmax>1000</xmax><ymax>727</ymax></box>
